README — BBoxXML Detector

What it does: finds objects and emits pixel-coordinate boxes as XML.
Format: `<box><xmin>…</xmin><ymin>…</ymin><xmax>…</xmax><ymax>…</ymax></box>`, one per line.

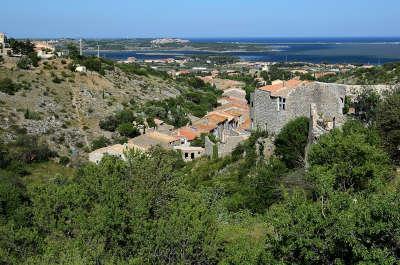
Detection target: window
<box><xmin>185</xmin><ymin>153</ymin><xmax>188</xmax><ymax>158</ymax></box>
<box><xmin>278</xmin><ymin>97</ymin><xmax>286</xmax><ymax>110</ymax></box>
<box><xmin>191</xmin><ymin>153</ymin><xmax>195</xmax><ymax>159</ymax></box>
<box><xmin>340</xmin><ymin>97</ymin><xmax>344</xmax><ymax>104</ymax></box>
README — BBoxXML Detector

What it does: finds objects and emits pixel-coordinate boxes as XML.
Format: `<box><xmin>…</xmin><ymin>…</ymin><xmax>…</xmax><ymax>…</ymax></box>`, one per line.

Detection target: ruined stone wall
<box><xmin>217</xmin><ymin>135</ymin><xmax>248</xmax><ymax>158</ymax></box>
<box><xmin>205</xmin><ymin>135</ymin><xmax>249</xmax><ymax>158</ymax></box>
<box><xmin>251</xmin><ymin>82</ymin><xmax>346</xmax><ymax>134</ymax></box>
<box><xmin>204</xmin><ymin>136</ymin><xmax>215</xmax><ymax>157</ymax></box>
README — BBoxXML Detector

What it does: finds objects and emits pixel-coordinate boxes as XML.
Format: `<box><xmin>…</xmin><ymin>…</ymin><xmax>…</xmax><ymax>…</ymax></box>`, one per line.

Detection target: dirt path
<box><xmin>70</xmin><ymin>83</ymin><xmax>89</xmax><ymax>147</ymax></box>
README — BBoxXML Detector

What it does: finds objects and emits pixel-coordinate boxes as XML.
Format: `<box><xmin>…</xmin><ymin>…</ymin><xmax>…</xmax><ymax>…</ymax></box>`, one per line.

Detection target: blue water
<box><xmin>87</xmin><ymin>37</ymin><xmax>400</xmax><ymax>64</ymax></box>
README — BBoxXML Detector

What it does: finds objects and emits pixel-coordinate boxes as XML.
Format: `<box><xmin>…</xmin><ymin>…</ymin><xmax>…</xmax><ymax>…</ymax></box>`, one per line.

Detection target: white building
<box><xmin>174</xmin><ymin>146</ymin><xmax>205</xmax><ymax>162</ymax></box>
<box><xmin>75</xmin><ymin>65</ymin><xmax>87</xmax><ymax>72</ymax></box>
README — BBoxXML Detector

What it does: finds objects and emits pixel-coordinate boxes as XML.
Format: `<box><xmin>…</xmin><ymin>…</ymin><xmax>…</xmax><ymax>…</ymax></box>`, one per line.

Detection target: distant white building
<box><xmin>0</xmin><ymin>32</ymin><xmax>7</xmax><ymax>55</ymax></box>
<box><xmin>0</xmin><ymin>32</ymin><xmax>5</xmax><ymax>45</ymax></box>
<box><xmin>75</xmin><ymin>65</ymin><xmax>87</xmax><ymax>72</ymax></box>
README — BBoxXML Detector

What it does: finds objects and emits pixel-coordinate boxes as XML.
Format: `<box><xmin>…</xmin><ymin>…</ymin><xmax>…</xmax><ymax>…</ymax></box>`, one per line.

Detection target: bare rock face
<box><xmin>23</xmin><ymin>116</ymin><xmax>63</xmax><ymax>135</ymax></box>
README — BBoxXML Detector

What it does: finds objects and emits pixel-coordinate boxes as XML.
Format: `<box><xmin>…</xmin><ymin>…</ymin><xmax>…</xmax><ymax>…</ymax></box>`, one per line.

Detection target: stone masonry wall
<box><xmin>250</xmin><ymin>82</ymin><xmax>346</xmax><ymax>135</ymax></box>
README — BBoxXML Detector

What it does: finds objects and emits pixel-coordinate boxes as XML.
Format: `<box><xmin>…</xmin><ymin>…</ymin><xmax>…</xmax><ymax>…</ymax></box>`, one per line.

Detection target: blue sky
<box><xmin>2</xmin><ymin>0</ymin><xmax>400</xmax><ymax>38</ymax></box>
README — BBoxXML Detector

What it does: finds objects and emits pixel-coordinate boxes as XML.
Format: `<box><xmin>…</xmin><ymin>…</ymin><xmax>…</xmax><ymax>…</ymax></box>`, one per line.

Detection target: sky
<box><xmin>2</xmin><ymin>0</ymin><xmax>400</xmax><ymax>38</ymax></box>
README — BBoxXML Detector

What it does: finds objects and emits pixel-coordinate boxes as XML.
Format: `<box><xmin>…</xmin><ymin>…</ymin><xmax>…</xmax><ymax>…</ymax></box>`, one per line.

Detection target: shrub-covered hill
<box><xmin>0</xmin><ymin>56</ymin><xmax>201</xmax><ymax>158</ymax></box>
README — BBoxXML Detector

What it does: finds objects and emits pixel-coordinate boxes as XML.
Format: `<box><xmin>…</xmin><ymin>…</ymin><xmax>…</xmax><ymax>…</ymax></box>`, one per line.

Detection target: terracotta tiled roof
<box><xmin>193</xmin><ymin>123</ymin><xmax>218</xmax><ymax>133</ymax></box>
<box><xmin>239</xmin><ymin>118</ymin><xmax>252</xmax><ymax>130</ymax></box>
<box><xmin>259</xmin><ymin>79</ymin><xmax>305</xmax><ymax>93</ymax></box>
<box><xmin>225</xmin><ymin>110</ymin><xmax>242</xmax><ymax>117</ymax></box>
<box><xmin>204</xmin><ymin>113</ymin><xmax>228</xmax><ymax>124</ymax></box>
<box><xmin>176</xmin><ymin>127</ymin><xmax>199</xmax><ymax>141</ymax></box>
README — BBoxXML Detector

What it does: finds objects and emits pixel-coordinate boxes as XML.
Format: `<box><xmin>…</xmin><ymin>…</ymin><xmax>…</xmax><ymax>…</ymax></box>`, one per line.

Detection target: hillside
<box><xmin>0</xmin><ymin>57</ymin><xmax>184</xmax><ymax>159</ymax></box>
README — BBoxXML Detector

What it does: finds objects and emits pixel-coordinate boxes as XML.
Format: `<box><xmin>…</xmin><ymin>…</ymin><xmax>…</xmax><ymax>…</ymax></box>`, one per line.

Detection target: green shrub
<box><xmin>191</xmin><ymin>133</ymin><xmax>217</xmax><ymax>148</ymax></box>
<box><xmin>24</xmin><ymin>109</ymin><xmax>41</xmax><ymax>120</ymax></box>
<box><xmin>0</xmin><ymin>78</ymin><xmax>20</xmax><ymax>95</ymax></box>
<box><xmin>11</xmin><ymin>134</ymin><xmax>56</xmax><ymax>164</ymax></box>
<box><xmin>28</xmin><ymin>52</ymin><xmax>40</xmax><ymax>67</ymax></box>
<box><xmin>91</xmin><ymin>136</ymin><xmax>111</xmax><ymax>151</ymax></box>
<box><xmin>375</xmin><ymin>89</ymin><xmax>400</xmax><ymax>164</ymax></box>
<box><xmin>308</xmin><ymin>120</ymin><xmax>391</xmax><ymax>193</ymax></box>
<box><xmin>275</xmin><ymin>117</ymin><xmax>309</xmax><ymax>169</ymax></box>
<box><xmin>117</xmin><ymin>123</ymin><xmax>140</xmax><ymax>138</ymax></box>
<box><xmin>17</xmin><ymin>56</ymin><xmax>31</xmax><ymax>70</ymax></box>
<box><xmin>99</xmin><ymin>115</ymin><xmax>119</xmax><ymax>131</ymax></box>
<box><xmin>59</xmin><ymin>156</ymin><xmax>70</xmax><ymax>166</ymax></box>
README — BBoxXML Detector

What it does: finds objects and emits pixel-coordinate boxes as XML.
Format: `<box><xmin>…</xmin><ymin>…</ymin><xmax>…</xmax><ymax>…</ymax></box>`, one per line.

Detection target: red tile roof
<box><xmin>176</xmin><ymin>127</ymin><xmax>198</xmax><ymax>141</ymax></box>
<box><xmin>259</xmin><ymin>79</ymin><xmax>305</xmax><ymax>93</ymax></box>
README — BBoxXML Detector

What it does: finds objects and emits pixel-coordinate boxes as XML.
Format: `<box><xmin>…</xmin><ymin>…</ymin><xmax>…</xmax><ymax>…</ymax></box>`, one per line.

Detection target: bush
<box><xmin>275</xmin><ymin>117</ymin><xmax>309</xmax><ymax>169</ymax></box>
<box><xmin>24</xmin><ymin>109</ymin><xmax>41</xmax><ymax>120</ymax></box>
<box><xmin>0</xmin><ymin>78</ymin><xmax>21</xmax><ymax>95</ymax></box>
<box><xmin>17</xmin><ymin>56</ymin><xmax>31</xmax><ymax>70</ymax></box>
<box><xmin>91</xmin><ymin>136</ymin><xmax>111</xmax><ymax>150</ymax></box>
<box><xmin>59</xmin><ymin>156</ymin><xmax>70</xmax><ymax>166</ymax></box>
<box><xmin>99</xmin><ymin>115</ymin><xmax>119</xmax><ymax>131</ymax></box>
<box><xmin>308</xmin><ymin>120</ymin><xmax>391</xmax><ymax>193</ymax></box>
<box><xmin>117</xmin><ymin>123</ymin><xmax>140</xmax><ymax>138</ymax></box>
<box><xmin>10</xmin><ymin>134</ymin><xmax>56</xmax><ymax>164</ymax></box>
<box><xmin>115</xmin><ymin>109</ymin><xmax>135</xmax><ymax>124</ymax></box>
<box><xmin>191</xmin><ymin>133</ymin><xmax>217</xmax><ymax>148</ymax></box>
<box><xmin>354</xmin><ymin>88</ymin><xmax>380</xmax><ymax>124</ymax></box>
<box><xmin>28</xmin><ymin>52</ymin><xmax>40</xmax><ymax>67</ymax></box>
<box><xmin>375</xmin><ymin>89</ymin><xmax>400</xmax><ymax>164</ymax></box>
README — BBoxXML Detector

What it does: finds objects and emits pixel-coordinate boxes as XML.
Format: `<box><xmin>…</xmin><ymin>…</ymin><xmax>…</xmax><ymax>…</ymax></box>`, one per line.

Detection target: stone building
<box><xmin>174</xmin><ymin>146</ymin><xmax>204</xmax><ymax>162</ymax></box>
<box><xmin>0</xmin><ymin>32</ymin><xmax>6</xmax><ymax>54</ymax></box>
<box><xmin>250</xmin><ymin>80</ymin><xmax>346</xmax><ymax>134</ymax></box>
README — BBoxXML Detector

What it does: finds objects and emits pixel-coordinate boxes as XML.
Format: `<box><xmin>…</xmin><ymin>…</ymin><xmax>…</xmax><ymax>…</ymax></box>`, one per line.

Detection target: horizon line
<box><xmin>6</xmin><ymin>35</ymin><xmax>400</xmax><ymax>40</ymax></box>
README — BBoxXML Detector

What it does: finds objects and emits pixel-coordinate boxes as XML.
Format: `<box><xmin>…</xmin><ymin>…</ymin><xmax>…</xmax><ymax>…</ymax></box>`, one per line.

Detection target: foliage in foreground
<box><xmin>0</xmin><ymin>120</ymin><xmax>399</xmax><ymax>264</ymax></box>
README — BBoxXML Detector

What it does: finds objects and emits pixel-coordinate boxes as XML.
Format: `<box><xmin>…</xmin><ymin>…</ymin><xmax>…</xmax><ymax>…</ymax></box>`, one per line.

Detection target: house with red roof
<box><xmin>250</xmin><ymin>79</ymin><xmax>347</xmax><ymax>134</ymax></box>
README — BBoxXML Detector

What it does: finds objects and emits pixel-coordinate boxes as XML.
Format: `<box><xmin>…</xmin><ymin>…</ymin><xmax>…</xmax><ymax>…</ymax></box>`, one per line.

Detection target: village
<box><xmin>88</xmin><ymin>74</ymin><xmax>351</xmax><ymax>164</ymax></box>
<box><xmin>0</xmin><ymin>32</ymin><xmax>392</xmax><ymax>164</ymax></box>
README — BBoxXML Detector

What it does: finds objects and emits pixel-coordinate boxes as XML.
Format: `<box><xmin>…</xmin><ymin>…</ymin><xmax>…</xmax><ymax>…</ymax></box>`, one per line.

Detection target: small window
<box><xmin>185</xmin><ymin>153</ymin><xmax>188</xmax><ymax>158</ymax></box>
<box><xmin>191</xmin><ymin>153</ymin><xmax>195</xmax><ymax>159</ymax></box>
<box><xmin>340</xmin><ymin>97</ymin><xmax>344</xmax><ymax>104</ymax></box>
<box><xmin>278</xmin><ymin>97</ymin><xmax>286</xmax><ymax>110</ymax></box>
<box><xmin>251</xmin><ymin>101</ymin><xmax>254</xmax><ymax>107</ymax></box>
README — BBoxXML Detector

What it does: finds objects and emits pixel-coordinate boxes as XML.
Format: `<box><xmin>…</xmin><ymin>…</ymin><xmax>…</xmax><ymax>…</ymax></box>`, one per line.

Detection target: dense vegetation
<box><xmin>99</xmin><ymin>75</ymin><xmax>221</xmax><ymax>131</ymax></box>
<box><xmin>7</xmin><ymin>38</ymin><xmax>40</xmax><ymax>69</ymax></box>
<box><xmin>319</xmin><ymin>62</ymin><xmax>400</xmax><ymax>84</ymax></box>
<box><xmin>142</xmin><ymin>79</ymin><xmax>221</xmax><ymax>127</ymax></box>
<box><xmin>1</xmin><ymin>113</ymin><xmax>399</xmax><ymax>264</ymax></box>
